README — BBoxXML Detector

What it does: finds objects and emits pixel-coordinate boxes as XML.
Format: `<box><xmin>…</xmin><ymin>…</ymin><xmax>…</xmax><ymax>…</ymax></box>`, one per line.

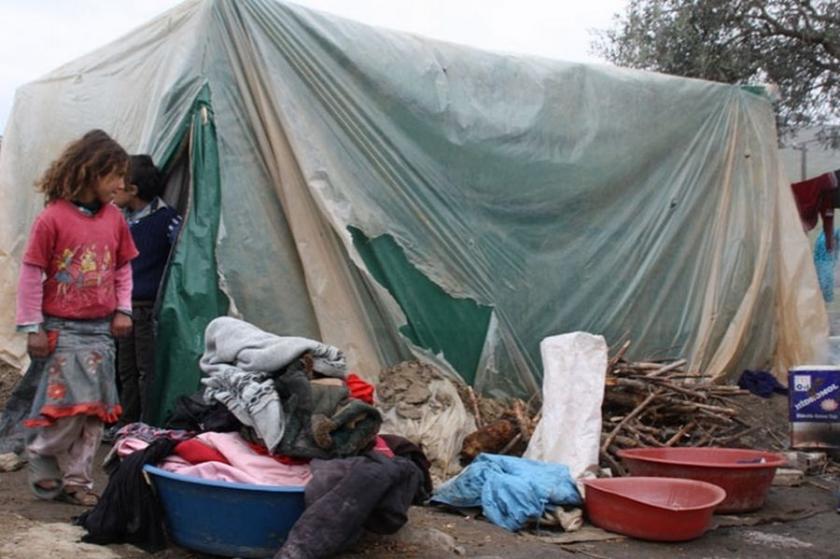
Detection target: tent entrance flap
<box><xmin>148</xmin><ymin>88</ymin><xmax>229</xmax><ymax>426</ymax></box>
<box><xmin>349</xmin><ymin>226</ymin><xmax>492</xmax><ymax>385</ymax></box>
<box><xmin>160</xmin><ymin>133</ymin><xmax>192</xmax><ymax>218</ymax></box>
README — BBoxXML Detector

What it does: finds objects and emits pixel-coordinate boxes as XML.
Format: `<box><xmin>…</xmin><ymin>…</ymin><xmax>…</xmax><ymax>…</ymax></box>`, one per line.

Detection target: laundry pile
<box><xmin>77</xmin><ymin>317</ymin><xmax>430</xmax><ymax>559</ymax></box>
<box><xmin>198</xmin><ymin>317</ymin><xmax>381</xmax><ymax>459</ymax></box>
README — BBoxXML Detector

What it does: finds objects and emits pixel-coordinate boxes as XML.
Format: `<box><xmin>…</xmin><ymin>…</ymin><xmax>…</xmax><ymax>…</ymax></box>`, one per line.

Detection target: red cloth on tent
<box><xmin>174</xmin><ymin>438</ymin><xmax>230</xmax><ymax>465</ymax></box>
<box><xmin>346</xmin><ymin>373</ymin><xmax>375</xmax><ymax>404</ymax></box>
<box><xmin>791</xmin><ymin>171</ymin><xmax>838</xmax><ymax>248</ymax></box>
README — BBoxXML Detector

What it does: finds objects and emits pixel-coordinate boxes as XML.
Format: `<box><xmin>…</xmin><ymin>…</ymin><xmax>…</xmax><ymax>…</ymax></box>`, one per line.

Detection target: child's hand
<box><xmin>111</xmin><ymin>313</ymin><xmax>133</xmax><ymax>338</ymax></box>
<box><xmin>27</xmin><ymin>331</ymin><xmax>50</xmax><ymax>358</ymax></box>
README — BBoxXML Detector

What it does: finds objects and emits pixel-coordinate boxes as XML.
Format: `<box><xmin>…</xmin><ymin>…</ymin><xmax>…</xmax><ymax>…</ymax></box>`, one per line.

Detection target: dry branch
<box><xmin>599</xmin><ymin>342</ymin><xmax>752</xmax><ymax>475</ymax></box>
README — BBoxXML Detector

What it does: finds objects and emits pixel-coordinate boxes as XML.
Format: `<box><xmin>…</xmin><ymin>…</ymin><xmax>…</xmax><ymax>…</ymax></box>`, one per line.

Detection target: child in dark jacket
<box><xmin>112</xmin><ymin>155</ymin><xmax>181</xmax><ymax>429</ymax></box>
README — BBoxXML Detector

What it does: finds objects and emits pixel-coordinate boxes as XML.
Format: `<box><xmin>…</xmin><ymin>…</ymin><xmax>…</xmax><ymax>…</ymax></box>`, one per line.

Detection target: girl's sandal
<box><xmin>27</xmin><ymin>453</ymin><xmax>64</xmax><ymax>501</ymax></box>
<box><xmin>35</xmin><ymin>480</ymin><xmax>61</xmax><ymax>491</ymax></box>
<box><xmin>59</xmin><ymin>486</ymin><xmax>99</xmax><ymax>507</ymax></box>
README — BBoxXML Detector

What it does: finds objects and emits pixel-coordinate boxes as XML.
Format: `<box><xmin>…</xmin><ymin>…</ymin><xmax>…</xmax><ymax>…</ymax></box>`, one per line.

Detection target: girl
<box><xmin>16</xmin><ymin>129</ymin><xmax>138</xmax><ymax>506</ymax></box>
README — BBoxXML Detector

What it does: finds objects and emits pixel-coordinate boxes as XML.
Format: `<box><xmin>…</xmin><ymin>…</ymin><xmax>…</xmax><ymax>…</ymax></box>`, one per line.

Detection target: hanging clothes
<box><xmin>814</xmin><ymin>229</ymin><xmax>840</xmax><ymax>302</ymax></box>
<box><xmin>792</xmin><ymin>170</ymin><xmax>840</xmax><ymax>250</ymax></box>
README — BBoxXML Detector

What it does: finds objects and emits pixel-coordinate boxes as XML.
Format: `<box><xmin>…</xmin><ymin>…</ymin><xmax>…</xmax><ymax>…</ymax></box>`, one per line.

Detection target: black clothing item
<box><xmin>164</xmin><ymin>393</ymin><xmax>241</xmax><ymax>433</ymax></box>
<box><xmin>830</xmin><ymin>171</ymin><xmax>840</xmax><ymax>207</ymax></box>
<box><xmin>379</xmin><ymin>434</ymin><xmax>433</xmax><ymax>502</ymax></box>
<box><xmin>116</xmin><ymin>303</ymin><xmax>156</xmax><ymax>424</ymax></box>
<box><xmin>275</xmin><ymin>453</ymin><xmax>423</xmax><ymax>559</ymax></box>
<box><xmin>71</xmin><ymin>199</ymin><xmax>103</xmax><ymax>214</ymax></box>
<box><xmin>128</xmin><ymin>204</ymin><xmax>180</xmax><ymax>301</ymax></box>
<box><xmin>737</xmin><ymin>370</ymin><xmax>788</xmax><ymax>398</ymax></box>
<box><xmin>273</xmin><ymin>369</ymin><xmax>314</xmax><ymax>448</ymax></box>
<box><xmin>76</xmin><ymin>438</ymin><xmax>178</xmax><ymax>552</ymax></box>
<box><xmin>272</xmin><ymin>367</ymin><xmax>382</xmax><ymax>459</ymax></box>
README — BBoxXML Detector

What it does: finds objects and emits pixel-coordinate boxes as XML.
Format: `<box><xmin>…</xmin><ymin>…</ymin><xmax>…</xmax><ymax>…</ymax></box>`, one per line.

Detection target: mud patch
<box><xmin>0</xmin><ymin>361</ymin><xmax>22</xmax><ymax>409</ymax></box>
<box><xmin>0</xmin><ymin>513</ymin><xmax>123</xmax><ymax>559</ymax></box>
<box><xmin>743</xmin><ymin>530</ymin><xmax>814</xmax><ymax>549</ymax></box>
<box><xmin>731</xmin><ymin>394</ymin><xmax>791</xmax><ymax>450</ymax></box>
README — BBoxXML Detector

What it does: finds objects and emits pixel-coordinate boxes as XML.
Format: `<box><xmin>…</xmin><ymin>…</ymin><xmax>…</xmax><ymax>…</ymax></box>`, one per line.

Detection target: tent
<box><xmin>0</xmin><ymin>0</ymin><xmax>826</xmax><ymax>424</ymax></box>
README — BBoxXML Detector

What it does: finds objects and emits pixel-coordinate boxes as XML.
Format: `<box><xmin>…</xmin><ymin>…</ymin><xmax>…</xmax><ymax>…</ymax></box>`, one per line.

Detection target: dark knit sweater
<box><xmin>128</xmin><ymin>203</ymin><xmax>181</xmax><ymax>301</ymax></box>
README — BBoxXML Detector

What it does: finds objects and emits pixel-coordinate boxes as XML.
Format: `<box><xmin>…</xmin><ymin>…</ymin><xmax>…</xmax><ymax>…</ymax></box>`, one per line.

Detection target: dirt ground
<box><xmin>0</xmin><ymin>453</ymin><xmax>838</xmax><ymax>559</ymax></box>
<box><xmin>1</xmin><ymin>440</ymin><xmax>837</xmax><ymax>558</ymax></box>
<box><xmin>1</xmin><ymin>363</ymin><xmax>838</xmax><ymax>558</ymax></box>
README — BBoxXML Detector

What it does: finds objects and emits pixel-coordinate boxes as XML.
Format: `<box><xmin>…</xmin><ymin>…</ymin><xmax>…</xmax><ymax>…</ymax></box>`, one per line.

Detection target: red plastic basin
<box><xmin>583</xmin><ymin>477</ymin><xmax>725</xmax><ymax>541</ymax></box>
<box><xmin>617</xmin><ymin>447</ymin><xmax>786</xmax><ymax>513</ymax></box>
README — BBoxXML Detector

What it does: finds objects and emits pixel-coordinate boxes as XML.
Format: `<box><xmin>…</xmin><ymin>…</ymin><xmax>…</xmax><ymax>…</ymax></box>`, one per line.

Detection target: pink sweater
<box><xmin>17</xmin><ymin>262</ymin><xmax>132</xmax><ymax>326</ymax></box>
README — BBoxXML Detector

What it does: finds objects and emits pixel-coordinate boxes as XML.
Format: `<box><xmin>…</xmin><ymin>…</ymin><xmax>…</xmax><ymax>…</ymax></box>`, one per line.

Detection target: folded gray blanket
<box><xmin>200</xmin><ymin>317</ymin><xmax>347</xmax><ymax>451</ymax></box>
<box><xmin>200</xmin><ymin>317</ymin><xmax>346</xmax><ymax>379</ymax></box>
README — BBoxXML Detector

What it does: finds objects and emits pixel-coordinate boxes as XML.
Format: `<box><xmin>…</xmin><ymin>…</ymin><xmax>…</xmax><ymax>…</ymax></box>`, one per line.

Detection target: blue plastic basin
<box><xmin>144</xmin><ymin>465</ymin><xmax>306</xmax><ymax>558</ymax></box>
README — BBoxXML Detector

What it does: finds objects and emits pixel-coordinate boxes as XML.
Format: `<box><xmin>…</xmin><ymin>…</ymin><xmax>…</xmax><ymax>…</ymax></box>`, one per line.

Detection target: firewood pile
<box><xmin>600</xmin><ymin>341</ymin><xmax>752</xmax><ymax>475</ymax></box>
<box><xmin>458</xmin><ymin>341</ymin><xmax>761</xmax><ymax>473</ymax></box>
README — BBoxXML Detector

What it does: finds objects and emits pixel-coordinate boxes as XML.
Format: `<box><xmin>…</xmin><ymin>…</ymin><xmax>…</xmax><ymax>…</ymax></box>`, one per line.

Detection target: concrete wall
<box><xmin>780</xmin><ymin>128</ymin><xmax>840</xmax><ymax>183</ymax></box>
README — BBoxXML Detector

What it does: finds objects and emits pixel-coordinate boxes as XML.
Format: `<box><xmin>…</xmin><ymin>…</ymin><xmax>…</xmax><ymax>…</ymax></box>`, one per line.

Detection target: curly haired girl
<box><xmin>16</xmin><ymin>129</ymin><xmax>138</xmax><ymax>506</ymax></box>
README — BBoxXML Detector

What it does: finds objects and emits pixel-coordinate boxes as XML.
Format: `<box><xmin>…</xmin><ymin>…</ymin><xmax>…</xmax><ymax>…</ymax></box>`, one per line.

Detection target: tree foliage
<box><xmin>593</xmin><ymin>0</ymin><xmax>840</xmax><ymax>142</ymax></box>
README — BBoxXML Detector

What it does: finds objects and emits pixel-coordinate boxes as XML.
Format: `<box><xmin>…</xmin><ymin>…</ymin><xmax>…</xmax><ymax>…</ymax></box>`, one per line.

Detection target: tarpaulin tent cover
<box><xmin>0</xmin><ymin>0</ymin><xmax>827</xmax><ymax>422</ymax></box>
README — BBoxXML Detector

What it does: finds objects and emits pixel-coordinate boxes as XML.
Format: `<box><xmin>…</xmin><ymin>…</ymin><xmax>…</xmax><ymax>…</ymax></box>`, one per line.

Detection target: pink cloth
<box><xmin>23</xmin><ymin>200</ymin><xmax>138</xmax><ymax>320</ymax></box>
<box><xmin>17</xmin><ymin>262</ymin><xmax>131</xmax><ymax>326</ymax></box>
<box><xmin>373</xmin><ymin>436</ymin><xmax>395</xmax><ymax>458</ymax></box>
<box><xmin>28</xmin><ymin>415</ymin><xmax>103</xmax><ymax>489</ymax></box>
<box><xmin>113</xmin><ymin>263</ymin><xmax>132</xmax><ymax>314</ymax></box>
<box><xmin>16</xmin><ymin>263</ymin><xmax>44</xmax><ymax>326</ymax></box>
<box><xmin>113</xmin><ymin>436</ymin><xmax>151</xmax><ymax>458</ymax></box>
<box><xmin>159</xmin><ymin>432</ymin><xmax>311</xmax><ymax>487</ymax></box>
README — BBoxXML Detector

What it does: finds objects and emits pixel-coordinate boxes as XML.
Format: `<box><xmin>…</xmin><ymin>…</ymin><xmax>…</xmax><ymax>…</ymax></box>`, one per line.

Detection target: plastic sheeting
<box><xmin>0</xmin><ymin>0</ymin><xmax>827</xmax><ymax>408</ymax></box>
<box><xmin>149</xmin><ymin>90</ymin><xmax>232</xmax><ymax>425</ymax></box>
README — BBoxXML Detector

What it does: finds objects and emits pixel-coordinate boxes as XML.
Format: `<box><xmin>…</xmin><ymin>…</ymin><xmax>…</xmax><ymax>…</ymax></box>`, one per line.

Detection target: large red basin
<box><xmin>583</xmin><ymin>477</ymin><xmax>726</xmax><ymax>541</ymax></box>
<box><xmin>618</xmin><ymin>447</ymin><xmax>786</xmax><ymax>513</ymax></box>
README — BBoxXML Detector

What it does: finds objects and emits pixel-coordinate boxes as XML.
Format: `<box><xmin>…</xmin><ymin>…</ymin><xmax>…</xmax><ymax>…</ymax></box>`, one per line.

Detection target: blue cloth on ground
<box><xmin>431</xmin><ymin>454</ymin><xmax>581</xmax><ymax>531</ymax></box>
<box><xmin>814</xmin><ymin>229</ymin><xmax>840</xmax><ymax>302</ymax></box>
<box><xmin>737</xmin><ymin>370</ymin><xmax>788</xmax><ymax>398</ymax></box>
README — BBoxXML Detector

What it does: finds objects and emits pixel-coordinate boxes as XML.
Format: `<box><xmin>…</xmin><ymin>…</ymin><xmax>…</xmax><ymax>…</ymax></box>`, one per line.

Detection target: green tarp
<box><xmin>0</xmin><ymin>0</ymin><xmax>826</xmax><ymax>424</ymax></box>
<box><xmin>149</xmin><ymin>87</ymin><xmax>230</xmax><ymax>425</ymax></box>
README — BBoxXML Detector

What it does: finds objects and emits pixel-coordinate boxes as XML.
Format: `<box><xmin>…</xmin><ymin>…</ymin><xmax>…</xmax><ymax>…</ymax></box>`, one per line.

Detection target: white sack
<box><xmin>524</xmin><ymin>332</ymin><xmax>608</xmax><ymax>479</ymax></box>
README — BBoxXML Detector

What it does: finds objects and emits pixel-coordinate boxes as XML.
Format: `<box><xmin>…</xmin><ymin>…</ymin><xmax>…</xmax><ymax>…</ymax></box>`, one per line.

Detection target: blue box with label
<box><xmin>788</xmin><ymin>366</ymin><xmax>840</xmax><ymax>448</ymax></box>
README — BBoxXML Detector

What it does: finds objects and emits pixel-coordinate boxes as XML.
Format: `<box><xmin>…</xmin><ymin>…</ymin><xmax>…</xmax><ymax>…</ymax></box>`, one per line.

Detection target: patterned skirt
<box><xmin>24</xmin><ymin>317</ymin><xmax>121</xmax><ymax>428</ymax></box>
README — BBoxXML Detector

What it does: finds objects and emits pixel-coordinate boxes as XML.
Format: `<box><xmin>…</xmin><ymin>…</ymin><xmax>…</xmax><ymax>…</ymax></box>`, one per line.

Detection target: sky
<box><xmin>0</xmin><ymin>0</ymin><xmax>628</xmax><ymax>133</ymax></box>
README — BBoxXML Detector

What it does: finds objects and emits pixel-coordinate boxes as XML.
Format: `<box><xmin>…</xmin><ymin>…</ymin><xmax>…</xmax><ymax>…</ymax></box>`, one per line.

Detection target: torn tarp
<box><xmin>0</xmin><ymin>0</ymin><xmax>825</xmax><ymax>419</ymax></box>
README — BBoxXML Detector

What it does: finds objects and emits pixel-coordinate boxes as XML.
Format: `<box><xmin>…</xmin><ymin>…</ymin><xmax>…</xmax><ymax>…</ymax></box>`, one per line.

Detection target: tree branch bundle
<box><xmin>459</xmin><ymin>342</ymin><xmax>760</xmax><ymax>473</ymax></box>
<box><xmin>600</xmin><ymin>348</ymin><xmax>753</xmax><ymax>475</ymax></box>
